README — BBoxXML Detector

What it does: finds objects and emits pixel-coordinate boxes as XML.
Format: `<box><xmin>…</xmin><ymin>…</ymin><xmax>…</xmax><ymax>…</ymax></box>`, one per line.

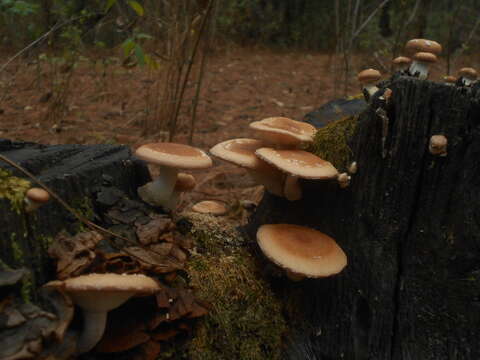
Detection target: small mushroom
<box><xmin>429</xmin><ymin>135</ymin><xmax>447</xmax><ymax>156</ymax></box>
<box><xmin>256</xmin><ymin>224</ymin><xmax>347</xmax><ymax>281</ymax></box>
<box><xmin>443</xmin><ymin>75</ymin><xmax>457</xmax><ymax>86</ymax></box>
<box><xmin>409</xmin><ymin>52</ymin><xmax>437</xmax><ymax>80</ymax></box>
<box><xmin>135</xmin><ymin>143</ymin><xmax>212</xmax><ymax>209</ymax></box>
<box><xmin>24</xmin><ymin>188</ymin><xmax>50</xmax><ymax>212</ymax></box>
<box><xmin>44</xmin><ymin>273</ymin><xmax>160</xmax><ymax>354</ymax></box>
<box><xmin>357</xmin><ymin>69</ymin><xmax>381</xmax><ymax>101</ymax></box>
<box><xmin>337</xmin><ymin>172</ymin><xmax>351</xmax><ymax>188</ymax></box>
<box><xmin>348</xmin><ymin>161</ymin><xmax>358</xmax><ymax>174</ymax></box>
<box><xmin>458</xmin><ymin>67</ymin><xmax>478</xmax><ymax>86</ymax></box>
<box><xmin>392</xmin><ymin>56</ymin><xmax>411</xmax><ymax>73</ymax></box>
<box><xmin>191</xmin><ymin>200</ymin><xmax>228</xmax><ymax>216</ymax></box>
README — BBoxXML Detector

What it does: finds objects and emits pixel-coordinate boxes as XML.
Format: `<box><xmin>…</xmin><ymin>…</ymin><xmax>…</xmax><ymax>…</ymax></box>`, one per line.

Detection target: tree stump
<box><xmin>247</xmin><ymin>78</ymin><xmax>480</xmax><ymax>359</ymax></box>
<box><xmin>0</xmin><ymin>139</ymin><xmax>149</xmax><ymax>300</ymax></box>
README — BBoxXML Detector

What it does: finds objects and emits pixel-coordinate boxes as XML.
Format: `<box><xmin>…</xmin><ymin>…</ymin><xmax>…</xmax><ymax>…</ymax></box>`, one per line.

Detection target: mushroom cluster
<box><xmin>210</xmin><ymin>117</ymin><xmax>340</xmax><ymax>201</ymax></box>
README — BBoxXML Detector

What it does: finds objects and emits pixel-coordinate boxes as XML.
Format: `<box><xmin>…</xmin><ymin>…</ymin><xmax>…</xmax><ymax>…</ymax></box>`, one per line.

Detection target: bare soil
<box><xmin>0</xmin><ymin>46</ymin><xmax>469</xmax><ymax>215</ymax></box>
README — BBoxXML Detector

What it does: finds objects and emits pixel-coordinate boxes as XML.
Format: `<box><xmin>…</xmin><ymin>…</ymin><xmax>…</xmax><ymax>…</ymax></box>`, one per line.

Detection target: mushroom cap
<box><xmin>392</xmin><ymin>56</ymin><xmax>411</xmax><ymax>65</ymax></box>
<box><xmin>249</xmin><ymin>117</ymin><xmax>316</xmax><ymax>147</ymax></box>
<box><xmin>430</xmin><ymin>134</ymin><xmax>447</xmax><ymax>148</ymax></box>
<box><xmin>191</xmin><ymin>200</ymin><xmax>228</xmax><ymax>215</ymax></box>
<box><xmin>174</xmin><ymin>173</ymin><xmax>196</xmax><ymax>192</ymax></box>
<box><xmin>443</xmin><ymin>75</ymin><xmax>457</xmax><ymax>83</ymax></box>
<box><xmin>412</xmin><ymin>52</ymin><xmax>437</xmax><ymax>63</ymax></box>
<box><xmin>209</xmin><ymin>138</ymin><xmax>265</xmax><ymax>169</ymax></box>
<box><xmin>357</xmin><ymin>68</ymin><xmax>381</xmax><ymax>83</ymax></box>
<box><xmin>26</xmin><ymin>188</ymin><xmax>50</xmax><ymax>203</ymax></box>
<box><xmin>405</xmin><ymin>39</ymin><xmax>442</xmax><ymax>55</ymax></box>
<box><xmin>256</xmin><ymin>224</ymin><xmax>347</xmax><ymax>278</ymax></box>
<box><xmin>135</xmin><ymin>143</ymin><xmax>212</xmax><ymax>169</ymax></box>
<box><xmin>458</xmin><ymin>67</ymin><xmax>478</xmax><ymax>79</ymax></box>
<box><xmin>52</xmin><ymin>273</ymin><xmax>160</xmax><ymax>312</ymax></box>
<box><xmin>255</xmin><ymin>148</ymin><xmax>338</xmax><ymax>179</ymax></box>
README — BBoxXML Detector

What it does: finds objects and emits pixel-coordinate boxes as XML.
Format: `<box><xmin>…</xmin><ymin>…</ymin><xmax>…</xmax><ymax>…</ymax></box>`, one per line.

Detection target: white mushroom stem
<box><xmin>409</xmin><ymin>61</ymin><xmax>429</xmax><ymax>80</ymax></box>
<box><xmin>363</xmin><ymin>84</ymin><xmax>379</xmax><ymax>97</ymax></box>
<box><xmin>137</xmin><ymin>165</ymin><xmax>178</xmax><ymax>208</ymax></box>
<box><xmin>284</xmin><ymin>175</ymin><xmax>302</xmax><ymax>201</ymax></box>
<box><xmin>461</xmin><ymin>76</ymin><xmax>475</xmax><ymax>86</ymax></box>
<box><xmin>247</xmin><ymin>162</ymin><xmax>285</xmax><ymax>197</ymax></box>
<box><xmin>76</xmin><ymin>310</ymin><xmax>108</xmax><ymax>354</ymax></box>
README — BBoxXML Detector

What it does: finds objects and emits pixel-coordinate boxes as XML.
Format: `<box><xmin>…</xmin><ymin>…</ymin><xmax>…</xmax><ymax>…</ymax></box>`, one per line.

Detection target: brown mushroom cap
<box><xmin>58</xmin><ymin>273</ymin><xmax>160</xmax><ymax>311</ymax></box>
<box><xmin>255</xmin><ymin>148</ymin><xmax>338</xmax><ymax>179</ymax></box>
<box><xmin>405</xmin><ymin>39</ymin><xmax>442</xmax><ymax>55</ymax></box>
<box><xmin>392</xmin><ymin>56</ymin><xmax>411</xmax><ymax>66</ymax></box>
<box><xmin>209</xmin><ymin>138</ymin><xmax>265</xmax><ymax>169</ymax></box>
<box><xmin>249</xmin><ymin>117</ymin><xmax>316</xmax><ymax>147</ymax></box>
<box><xmin>357</xmin><ymin>68</ymin><xmax>381</xmax><ymax>83</ymax></box>
<box><xmin>174</xmin><ymin>173</ymin><xmax>196</xmax><ymax>192</ymax></box>
<box><xmin>257</xmin><ymin>224</ymin><xmax>347</xmax><ymax>278</ymax></box>
<box><xmin>135</xmin><ymin>143</ymin><xmax>212</xmax><ymax>169</ymax></box>
<box><xmin>26</xmin><ymin>188</ymin><xmax>50</xmax><ymax>203</ymax></box>
<box><xmin>444</xmin><ymin>75</ymin><xmax>457</xmax><ymax>83</ymax></box>
<box><xmin>458</xmin><ymin>67</ymin><xmax>478</xmax><ymax>79</ymax></box>
<box><xmin>191</xmin><ymin>200</ymin><xmax>228</xmax><ymax>215</ymax></box>
<box><xmin>412</xmin><ymin>52</ymin><xmax>437</xmax><ymax>63</ymax></box>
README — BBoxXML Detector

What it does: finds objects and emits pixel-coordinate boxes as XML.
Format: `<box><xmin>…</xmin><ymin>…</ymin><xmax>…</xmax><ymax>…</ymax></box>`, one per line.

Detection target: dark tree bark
<box><xmin>247</xmin><ymin>77</ymin><xmax>480</xmax><ymax>360</ymax></box>
<box><xmin>0</xmin><ymin>139</ymin><xmax>149</xmax><ymax>301</ymax></box>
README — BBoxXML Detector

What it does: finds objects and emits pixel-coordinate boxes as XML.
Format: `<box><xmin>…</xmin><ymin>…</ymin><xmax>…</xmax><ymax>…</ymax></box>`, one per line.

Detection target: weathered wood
<box><xmin>0</xmin><ymin>139</ymin><xmax>150</xmax><ymax>300</ymax></box>
<box><xmin>247</xmin><ymin>78</ymin><xmax>480</xmax><ymax>360</ymax></box>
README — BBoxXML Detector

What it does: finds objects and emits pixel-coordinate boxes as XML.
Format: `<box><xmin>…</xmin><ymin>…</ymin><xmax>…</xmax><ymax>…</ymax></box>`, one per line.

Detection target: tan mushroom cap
<box><xmin>135</xmin><ymin>143</ymin><xmax>212</xmax><ymax>169</ymax></box>
<box><xmin>405</xmin><ymin>39</ymin><xmax>442</xmax><ymax>55</ymax></box>
<box><xmin>249</xmin><ymin>117</ymin><xmax>316</xmax><ymax>147</ymax></box>
<box><xmin>26</xmin><ymin>188</ymin><xmax>50</xmax><ymax>203</ymax></box>
<box><xmin>191</xmin><ymin>200</ymin><xmax>228</xmax><ymax>215</ymax></box>
<box><xmin>255</xmin><ymin>148</ymin><xmax>338</xmax><ymax>179</ymax></box>
<box><xmin>174</xmin><ymin>173</ymin><xmax>196</xmax><ymax>192</ymax></box>
<box><xmin>209</xmin><ymin>138</ymin><xmax>265</xmax><ymax>169</ymax></box>
<box><xmin>444</xmin><ymin>75</ymin><xmax>457</xmax><ymax>83</ymax></box>
<box><xmin>357</xmin><ymin>68</ymin><xmax>381</xmax><ymax>83</ymax></box>
<box><xmin>257</xmin><ymin>224</ymin><xmax>347</xmax><ymax>278</ymax></box>
<box><xmin>392</xmin><ymin>56</ymin><xmax>411</xmax><ymax>65</ymax></box>
<box><xmin>413</xmin><ymin>52</ymin><xmax>437</xmax><ymax>63</ymax></box>
<box><xmin>459</xmin><ymin>67</ymin><xmax>478</xmax><ymax>79</ymax></box>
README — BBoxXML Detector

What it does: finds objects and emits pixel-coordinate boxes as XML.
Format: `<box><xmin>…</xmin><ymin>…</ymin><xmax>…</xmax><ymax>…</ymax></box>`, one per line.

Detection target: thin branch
<box><xmin>352</xmin><ymin>0</ymin><xmax>391</xmax><ymax>41</ymax></box>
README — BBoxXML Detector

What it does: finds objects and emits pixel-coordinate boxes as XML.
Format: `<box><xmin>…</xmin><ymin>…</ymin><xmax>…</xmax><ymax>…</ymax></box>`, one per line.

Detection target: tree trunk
<box><xmin>0</xmin><ymin>139</ymin><xmax>149</xmax><ymax>301</ymax></box>
<box><xmin>247</xmin><ymin>77</ymin><xmax>480</xmax><ymax>359</ymax></box>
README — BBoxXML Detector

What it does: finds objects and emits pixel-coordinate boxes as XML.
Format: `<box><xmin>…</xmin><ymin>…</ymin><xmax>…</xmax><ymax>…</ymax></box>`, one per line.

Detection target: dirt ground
<box><xmin>0</xmin><ymin>46</ymin><xmax>473</xmax><ymax>215</ymax></box>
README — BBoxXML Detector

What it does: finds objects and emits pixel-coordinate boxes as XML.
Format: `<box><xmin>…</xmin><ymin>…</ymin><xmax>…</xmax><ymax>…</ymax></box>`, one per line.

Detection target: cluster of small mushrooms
<box><xmin>358</xmin><ymin>37</ymin><xmax>475</xmax><ymax>157</ymax></box>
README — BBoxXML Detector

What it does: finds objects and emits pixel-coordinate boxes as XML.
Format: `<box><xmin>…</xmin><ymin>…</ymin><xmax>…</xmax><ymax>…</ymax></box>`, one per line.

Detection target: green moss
<box><xmin>71</xmin><ymin>196</ymin><xmax>95</xmax><ymax>232</ymax></box>
<box><xmin>0</xmin><ymin>168</ymin><xmax>31</xmax><ymax>214</ymax></box>
<box><xmin>10</xmin><ymin>232</ymin><xmax>24</xmax><ymax>264</ymax></box>
<box><xmin>308</xmin><ymin>115</ymin><xmax>357</xmax><ymax>171</ymax></box>
<box><xmin>184</xmin><ymin>213</ymin><xmax>287</xmax><ymax>360</ymax></box>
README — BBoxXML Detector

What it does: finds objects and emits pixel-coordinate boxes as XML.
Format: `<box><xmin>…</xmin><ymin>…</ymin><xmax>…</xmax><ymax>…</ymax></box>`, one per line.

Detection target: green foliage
<box><xmin>0</xmin><ymin>0</ymin><xmax>38</xmax><ymax>15</ymax></box>
<box><xmin>0</xmin><ymin>168</ymin><xmax>31</xmax><ymax>214</ymax></box>
<box><xmin>184</xmin><ymin>213</ymin><xmax>287</xmax><ymax>360</ymax></box>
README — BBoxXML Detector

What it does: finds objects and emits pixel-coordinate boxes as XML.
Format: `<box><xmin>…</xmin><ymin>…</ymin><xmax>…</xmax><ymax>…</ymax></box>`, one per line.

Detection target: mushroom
<box><xmin>256</xmin><ymin>224</ymin><xmax>347</xmax><ymax>281</ymax></box>
<box><xmin>429</xmin><ymin>135</ymin><xmax>447</xmax><ymax>156</ymax></box>
<box><xmin>24</xmin><ymin>187</ymin><xmax>50</xmax><ymax>212</ymax></box>
<box><xmin>443</xmin><ymin>75</ymin><xmax>457</xmax><ymax>86</ymax></box>
<box><xmin>348</xmin><ymin>161</ymin><xmax>358</xmax><ymax>174</ymax></box>
<box><xmin>135</xmin><ymin>143</ymin><xmax>212</xmax><ymax>209</ymax></box>
<box><xmin>337</xmin><ymin>172</ymin><xmax>351</xmax><ymax>188</ymax></box>
<box><xmin>405</xmin><ymin>38</ymin><xmax>442</xmax><ymax>57</ymax></box>
<box><xmin>44</xmin><ymin>273</ymin><xmax>160</xmax><ymax>354</ymax></box>
<box><xmin>392</xmin><ymin>56</ymin><xmax>412</xmax><ymax>73</ymax></box>
<box><xmin>357</xmin><ymin>69</ymin><xmax>381</xmax><ymax>101</ymax></box>
<box><xmin>458</xmin><ymin>67</ymin><xmax>478</xmax><ymax>86</ymax></box>
<box><xmin>255</xmin><ymin>148</ymin><xmax>338</xmax><ymax>201</ymax></box>
<box><xmin>409</xmin><ymin>52</ymin><xmax>437</xmax><ymax>80</ymax></box>
<box><xmin>248</xmin><ymin>117</ymin><xmax>316</xmax><ymax>148</ymax></box>
<box><xmin>209</xmin><ymin>138</ymin><xmax>285</xmax><ymax>197</ymax></box>
<box><xmin>163</xmin><ymin>173</ymin><xmax>196</xmax><ymax>211</ymax></box>
<box><xmin>191</xmin><ymin>200</ymin><xmax>228</xmax><ymax>216</ymax></box>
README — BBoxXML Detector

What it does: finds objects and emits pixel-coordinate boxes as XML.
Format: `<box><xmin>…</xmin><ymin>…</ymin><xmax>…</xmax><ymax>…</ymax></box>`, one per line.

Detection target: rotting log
<box><xmin>246</xmin><ymin>77</ymin><xmax>480</xmax><ymax>360</ymax></box>
<box><xmin>0</xmin><ymin>139</ymin><xmax>150</xmax><ymax>301</ymax></box>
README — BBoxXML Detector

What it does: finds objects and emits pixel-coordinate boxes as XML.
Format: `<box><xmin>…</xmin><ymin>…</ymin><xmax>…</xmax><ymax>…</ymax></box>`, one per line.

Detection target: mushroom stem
<box><xmin>76</xmin><ymin>310</ymin><xmax>108</xmax><ymax>354</ymax></box>
<box><xmin>137</xmin><ymin>166</ymin><xmax>178</xmax><ymax>207</ymax></box>
<box><xmin>364</xmin><ymin>84</ymin><xmax>379</xmax><ymax>97</ymax></box>
<box><xmin>284</xmin><ymin>175</ymin><xmax>302</xmax><ymax>201</ymax></box>
<box><xmin>247</xmin><ymin>166</ymin><xmax>285</xmax><ymax>197</ymax></box>
<box><xmin>409</xmin><ymin>61</ymin><xmax>429</xmax><ymax>80</ymax></box>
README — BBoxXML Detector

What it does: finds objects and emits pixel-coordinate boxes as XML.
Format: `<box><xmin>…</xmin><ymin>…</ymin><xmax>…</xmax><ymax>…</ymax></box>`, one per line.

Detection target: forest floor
<box><xmin>0</xmin><ymin>45</ymin><xmax>465</xmax><ymax>217</ymax></box>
